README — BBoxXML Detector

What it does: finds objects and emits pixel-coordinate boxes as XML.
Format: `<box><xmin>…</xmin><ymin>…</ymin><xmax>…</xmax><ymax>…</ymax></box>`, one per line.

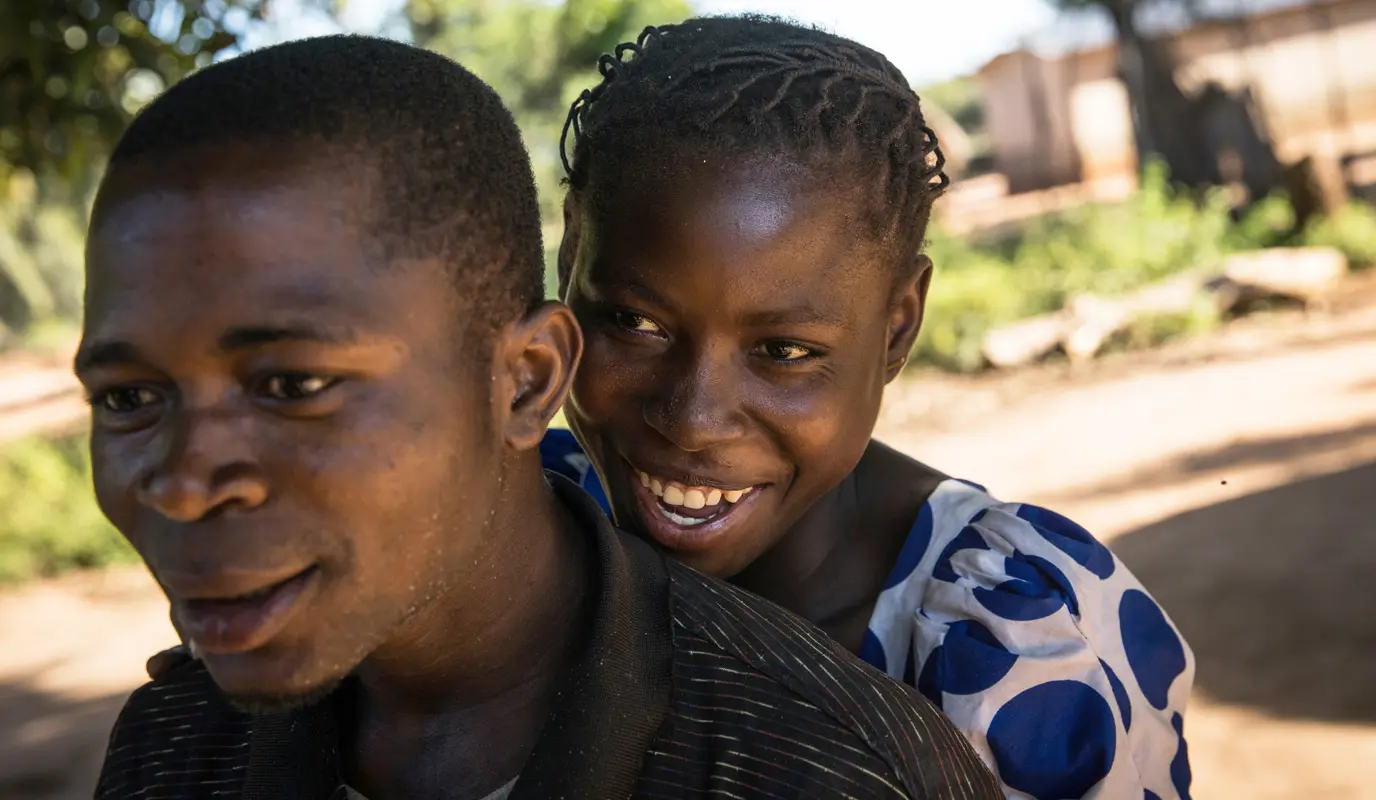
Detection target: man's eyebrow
<box><xmin>74</xmin><ymin>324</ymin><xmax>363</xmax><ymax>374</ymax></box>
<box><xmin>216</xmin><ymin>324</ymin><xmax>360</xmax><ymax>352</ymax></box>
<box><xmin>73</xmin><ymin>341</ymin><xmax>144</xmax><ymax>373</ymax></box>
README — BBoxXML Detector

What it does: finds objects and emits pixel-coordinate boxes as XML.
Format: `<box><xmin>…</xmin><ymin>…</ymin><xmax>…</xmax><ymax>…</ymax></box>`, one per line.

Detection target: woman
<box><xmin>545</xmin><ymin>15</ymin><xmax>1194</xmax><ymax>800</ymax></box>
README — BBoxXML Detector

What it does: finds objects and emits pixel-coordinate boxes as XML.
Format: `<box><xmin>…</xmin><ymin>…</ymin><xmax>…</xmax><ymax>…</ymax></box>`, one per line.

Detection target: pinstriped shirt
<box><xmin>96</xmin><ymin>475</ymin><xmax>1000</xmax><ymax>799</ymax></box>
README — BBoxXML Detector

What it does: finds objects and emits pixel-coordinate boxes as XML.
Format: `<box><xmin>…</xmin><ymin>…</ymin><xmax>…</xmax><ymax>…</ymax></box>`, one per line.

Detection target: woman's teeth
<box><xmin>638</xmin><ymin>471</ymin><xmax>753</xmax><ymax>509</ymax></box>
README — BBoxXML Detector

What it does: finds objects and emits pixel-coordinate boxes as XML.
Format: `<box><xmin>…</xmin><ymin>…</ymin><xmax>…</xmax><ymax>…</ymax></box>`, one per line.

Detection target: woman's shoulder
<box><xmin>873</xmin><ymin>478</ymin><xmax>1191</xmax><ymax>690</ymax></box>
<box><xmin>869</xmin><ymin>480</ymin><xmax>1195</xmax><ymax>799</ymax></box>
<box><xmin>540</xmin><ymin>427</ymin><xmax>587</xmax><ymax>470</ymax></box>
<box><xmin>539</xmin><ymin>428</ymin><xmax>612</xmax><ymax>514</ymax></box>
<box><xmin>872</xmin><ymin>477</ymin><xmax>1172</xmax><ymax>642</ymax></box>
<box><xmin>922</xmin><ymin>480</ymin><xmax>1121</xmax><ymax>581</ymax></box>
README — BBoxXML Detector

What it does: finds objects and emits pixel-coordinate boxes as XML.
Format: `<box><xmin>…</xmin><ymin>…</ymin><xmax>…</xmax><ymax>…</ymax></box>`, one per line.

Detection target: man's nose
<box><xmin>136</xmin><ymin>409</ymin><xmax>268</xmax><ymax>522</ymax></box>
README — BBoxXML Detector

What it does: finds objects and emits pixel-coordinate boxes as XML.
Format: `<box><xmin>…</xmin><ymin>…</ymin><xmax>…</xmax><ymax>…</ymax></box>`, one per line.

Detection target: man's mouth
<box><xmin>172</xmin><ymin>564</ymin><xmax>321</xmax><ymax>656</ymax></box>
<box><xmin>625</xmin><ymin>461</ymin><xmax>766</xmax><ymax>553</ymax></box>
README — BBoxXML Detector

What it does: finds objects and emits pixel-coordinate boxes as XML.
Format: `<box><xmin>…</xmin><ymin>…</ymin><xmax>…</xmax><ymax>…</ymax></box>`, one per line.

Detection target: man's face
<box><xmin>78</xmin><ymin>155</ymin><xmax>503</xmax><ymax>709</ymax></box>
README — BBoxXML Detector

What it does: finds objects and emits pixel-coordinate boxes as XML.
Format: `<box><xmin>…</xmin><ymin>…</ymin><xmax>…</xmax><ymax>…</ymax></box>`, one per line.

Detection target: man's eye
<box><xmin>759</xmin><ymin>341</ymin><xmax>814</xmax><ymax>362</ymax></box>
<box><xmin>261</xmin><ymin>374</ymin><xmax>337</xmax><ymax>400</ymax></box>
<box><xmin>612</xmin><ymin>311</ymin><xmax>663</xmax><ymax>335</ymax></box>
<box><xmin>95</xmin><ymin>387</ymin><xmax>161</xmax><ymax>413</ymax></box>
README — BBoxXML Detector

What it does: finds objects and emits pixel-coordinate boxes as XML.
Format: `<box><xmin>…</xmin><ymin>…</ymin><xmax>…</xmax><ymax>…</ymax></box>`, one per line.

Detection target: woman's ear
<box><xmin>491</xmin><ymin>301</ymin><xmax>583</xmax><ymax>451</ymax></box>
<box><xmin>557</xmin><ymin>193</ymin><xmax>581</xmax><ymax>301</ymax></box>
<box><xmin>885</xmin><ymin>254</ymin><xmax>932</xmax><ymax>382</ymax></box>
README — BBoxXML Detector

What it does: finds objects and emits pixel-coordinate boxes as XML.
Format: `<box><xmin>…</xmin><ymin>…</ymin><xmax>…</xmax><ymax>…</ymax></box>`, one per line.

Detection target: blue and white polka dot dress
<box><xmin>859</xmin><ymin>479</ymin><xmax>1193</xmax><ymax>800</ymax></box>
<box><xmin>540</xmin><ymin>429</ymin><xmax>1195</xmax><ymax>799</ymax></box>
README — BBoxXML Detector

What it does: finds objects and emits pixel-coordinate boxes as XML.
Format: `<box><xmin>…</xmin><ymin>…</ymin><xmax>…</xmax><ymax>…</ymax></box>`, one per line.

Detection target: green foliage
<box><xmin>1011</xmin><ymin>161</ymin><xmax>1234</xmax><ymax>298</ymax></box>
<box><xmin>916</xmin><ymin>231</ymin><xmax>1036</xmax><ymax>372</ymax></box>
<box><xmin>913</xmin><ymin>160</ymin><xmax>1308</xmax><ymax>372</ymax></box>
<box><xmin>0</xmin><ymin>172</ymin><xmax>87</xmax><ymax>340</ymax></box>
<box><xmin>918</xmin><ymin>76</ymin><xmax>983</xmax><ymax>133</ymax></box>
<box><xmin>1300</xmin><ymin>201</ymin><xmax>1376</xmax><ymax>269</ymax></box>
<box><xmin>1112</xmin><ymin>298</ymin><xmax>1222</xmax><ymax>353</ymax></box>
<box><xmin>1225</xmin><ymin>191</ymin><xmax>1296</xmax><ymax>251</ymax></box>
<box><xmin>0</xmin><ymin>432</ymin><xmax>134</xmax><ymax>583</ymax></box>
<box><xmin>409</xmin><ymin>0</ymin><xmax>691</xmax><ymax>222</ymax></box>
<box><xmin>0</xmin><ymin>0</ymin><xmax>262</xmax><ymax>197</ymax></box>
<box><xmin>0</xmin><ymin>0</ymin><xmax>260</xmax><ymax>339</ymax></box>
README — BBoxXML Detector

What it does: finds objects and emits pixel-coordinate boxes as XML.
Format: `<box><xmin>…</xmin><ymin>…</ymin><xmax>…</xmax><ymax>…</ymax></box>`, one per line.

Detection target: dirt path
<box><xmin>3</xmin><ymin>300</ymin><xmax>1375</xmax><ymax>798</ymax></box>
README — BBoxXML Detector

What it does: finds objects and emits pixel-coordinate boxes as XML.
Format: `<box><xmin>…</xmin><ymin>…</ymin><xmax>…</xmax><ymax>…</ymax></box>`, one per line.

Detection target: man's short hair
<box><xmin>100</xmin><ymin>34</ymin><xmax>545</xmax><ymax>332</ymax></box>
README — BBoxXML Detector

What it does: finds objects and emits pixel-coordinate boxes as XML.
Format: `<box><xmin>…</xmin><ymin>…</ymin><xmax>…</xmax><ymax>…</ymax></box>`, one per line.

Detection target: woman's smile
<box><xmin>622</xmin><ymin>456</ymin><xmax>772</xmax><ymax>552</ymax></box>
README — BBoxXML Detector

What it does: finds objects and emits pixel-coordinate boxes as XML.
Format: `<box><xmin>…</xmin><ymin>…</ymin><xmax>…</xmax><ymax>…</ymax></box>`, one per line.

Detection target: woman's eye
<box><xmin>759</xmin><ymin>341</ymin><xmax>814</xmax><ymax>362</ymax></box>
<box><xmin>613</xmin><ymin>311</ymin><xmax>663</xmax><ymax>335</ymax></box>
<box><xmin>261</xmin><ymin>374</ymin><xmax>336</xmax><ymax>400</ymax></box>
<box><xmin>96</xmin><ymin>387</ymin><xmax>161</xmax><ymax>413</ymax></box>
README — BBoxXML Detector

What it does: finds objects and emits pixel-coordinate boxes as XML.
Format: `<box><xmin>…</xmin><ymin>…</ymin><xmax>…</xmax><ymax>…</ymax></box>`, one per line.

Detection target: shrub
<box><xmin>1301</xmin><ymin>201</ymin><xmax>1376</xmax><ymax>268</ymax></box>
<box><xmin>0</xmin><ymin>433</ymin><xmax>134</xmax><ymax>583</ymax></box>
<box><xmin>913</xmin><ymin>161</ymin><xmax>1359</xmax><ymax>372</ymax></box>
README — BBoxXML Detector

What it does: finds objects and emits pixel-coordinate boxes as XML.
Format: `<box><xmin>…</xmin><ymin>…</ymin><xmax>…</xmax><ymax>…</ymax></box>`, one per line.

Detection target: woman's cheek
<box><xmin>569</xmin><ymin>337</ymin><xmax>649</xmax><ymax>423</ymax></box>
<box><xmin>754</xmin><ymin>373</ymin><xmax>877</xmax><ymax>468</ymax></box>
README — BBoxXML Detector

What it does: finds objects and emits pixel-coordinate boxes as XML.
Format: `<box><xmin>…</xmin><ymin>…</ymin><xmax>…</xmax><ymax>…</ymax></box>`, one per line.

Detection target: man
<box><xmin>84</xmin><ymin>35</ymin><xmax>1001</xmax><ymax>799</ymax></box>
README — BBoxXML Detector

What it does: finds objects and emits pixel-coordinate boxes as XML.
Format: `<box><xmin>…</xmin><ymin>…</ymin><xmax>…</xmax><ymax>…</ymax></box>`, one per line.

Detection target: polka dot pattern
<box><xmin>923</xmin><ymin>620</ymin><xmax>1020</xmax><ymax>697</ymax></box>
<box><xmin>974</xmin><ymin>551</ymin><xmax>1079</xmax><ymax>621</ymax></box>
<box><xmin>1101</xmin><ymin>658</ymin><xmax>1133</xmax><ymax>732</ymax></box>
<box><xmin>987</xmin><ymin>681</ymin><xmax>1117</xmax><ymax>799</ymax></box>
<box><xmin>1171</xmin><ymin>713</ymin><xmax>1192</xmax><ymax>798</ymax></box>
<box><xmin>1018</xmin><ymin>504</ymin><xmax>1117</xmax><ymax>579</ymax></box>
<box><xmin>916</xmin><ymin>652</ymin><xmax>943</xmax><ymax>708</ymax></box>
<box><xmin>932</xmin><ymin>515</ymin><xmax>991</xmax><ymax>584</ymax></box>
<box><xmin>883</xmin><ymin>491</ymin><xmax>1193</xmax><ymax>798</ymax></box>
<box><xmin>858</xmin><ymin>628</ymin><xmax>887</xmax><ymax>673</ymax></box>
<box><xmin>883</xmin><ymin>500</ymin><xmax>934</xmax><ymax>590</ymax></box>
<box><xmin>539</xmin><ymin>428</ymin><xmax>612</xmax><ymax>514</ymax></box>
<box><xmin>1120</xmin><ymin>589</ymin><xmax>1188</xmax><ymax>711</ymax></box>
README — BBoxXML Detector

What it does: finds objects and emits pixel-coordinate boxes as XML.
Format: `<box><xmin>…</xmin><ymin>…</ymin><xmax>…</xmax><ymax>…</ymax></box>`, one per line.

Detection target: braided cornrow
<box><xmin>560</xmin><ymin>15</ymin><xmax>948</xmax><ymax>266</ymax></box>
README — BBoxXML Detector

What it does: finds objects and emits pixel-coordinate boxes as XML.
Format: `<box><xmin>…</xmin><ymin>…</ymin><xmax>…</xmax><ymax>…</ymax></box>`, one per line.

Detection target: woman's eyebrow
<box><xmin>74</xmin><ymin>340</ymin><xmax>144</xmax><ymax>374</ymax></box>
<box><xmin>741</xmin><ymin>305</ymin><xmax>847</xmax><ymax>327</ymax></box>
<box><xmin>587</xmin><ymin>277</ymin><xmax>673</xmax><ymax>308</ymax></box>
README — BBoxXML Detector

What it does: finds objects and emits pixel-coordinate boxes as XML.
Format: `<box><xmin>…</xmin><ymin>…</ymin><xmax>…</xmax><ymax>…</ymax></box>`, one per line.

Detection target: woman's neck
<box><xmin>730</xmin><ymin>441</ymin><xmax>946</xmax><ymax>652</ymax></box>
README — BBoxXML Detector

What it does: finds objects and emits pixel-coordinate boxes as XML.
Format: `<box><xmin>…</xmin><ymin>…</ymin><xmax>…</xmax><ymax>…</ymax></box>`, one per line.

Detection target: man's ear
<box><xmin>885</xmin><ymin>254</ymin><xmax>932</xmax><ymax>382</ymax></box>
<box><xmin>492</xmin><ymin>300</ymin><xmax>583</xmax><ymax>450</ymax></box>
<box><xmin>556</xmin><ymin>193</ymin><xmax>581</xmax><ymax>301</ymax></box>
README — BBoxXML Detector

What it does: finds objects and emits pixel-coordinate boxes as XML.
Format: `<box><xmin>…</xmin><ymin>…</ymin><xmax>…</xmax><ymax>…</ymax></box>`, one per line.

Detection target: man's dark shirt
<box><xmin>96</xmin><ymin>474</ymin><xmax>1001</xmax><ymax>799</ymax></box>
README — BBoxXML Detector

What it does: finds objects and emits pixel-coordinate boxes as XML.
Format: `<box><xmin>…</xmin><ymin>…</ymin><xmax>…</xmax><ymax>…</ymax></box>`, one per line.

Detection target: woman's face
<box><xmin>561</xmin><ymin>154</ymin><xmax>927</xmax><ymax>577</ymax></box>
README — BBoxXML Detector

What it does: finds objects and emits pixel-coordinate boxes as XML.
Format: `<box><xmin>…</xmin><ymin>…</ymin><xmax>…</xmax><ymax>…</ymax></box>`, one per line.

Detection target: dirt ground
<box><xmin>3</xmin><ymin>287</ymin><xmax>1376</xmax><ymax>798</ymax></box>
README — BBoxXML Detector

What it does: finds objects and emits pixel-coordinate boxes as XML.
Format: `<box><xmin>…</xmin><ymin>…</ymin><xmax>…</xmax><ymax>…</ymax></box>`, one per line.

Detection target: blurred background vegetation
<box><xmin>4</xmin><ymin>0</ymin><xmax>1376</xmax><ymax>583</ymax></box>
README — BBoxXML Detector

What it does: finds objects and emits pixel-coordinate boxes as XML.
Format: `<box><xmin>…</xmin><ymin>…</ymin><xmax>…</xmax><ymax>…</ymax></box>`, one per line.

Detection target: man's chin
<box><xmin>221</xmin><ymin>675</ymin><xmax>343</xmax><ymax>716</ymax></box>
<box><xmin>201</xmin><ymin>646</ymin><xmax>351</xmax><ymax>716</ymax></box>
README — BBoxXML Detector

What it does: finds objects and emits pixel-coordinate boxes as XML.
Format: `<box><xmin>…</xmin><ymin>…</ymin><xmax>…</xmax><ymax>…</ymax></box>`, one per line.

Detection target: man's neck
<box><xmin>344</xmin><ymin>459</ymin><xmax>593</xmax><ymax>799</ymax></box>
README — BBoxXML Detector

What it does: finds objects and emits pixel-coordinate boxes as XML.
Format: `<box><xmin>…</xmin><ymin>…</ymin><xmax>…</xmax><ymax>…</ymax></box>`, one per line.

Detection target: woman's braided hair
<box><xmin>560</xmin><ymin>15</ymin><xmax>948</xmax><ymax>266</ymax></box>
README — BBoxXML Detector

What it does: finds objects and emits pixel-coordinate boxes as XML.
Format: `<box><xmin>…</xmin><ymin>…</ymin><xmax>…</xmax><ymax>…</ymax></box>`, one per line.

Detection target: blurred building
<box><xmin>975</xmin><ymin>0</ymin><xmax>1376</xmax><ymax>194</ymax></box>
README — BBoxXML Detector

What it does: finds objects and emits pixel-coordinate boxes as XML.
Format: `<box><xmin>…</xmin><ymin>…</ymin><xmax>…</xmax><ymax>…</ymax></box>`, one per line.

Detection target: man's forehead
<box><xmin>87</xmin><ymin>174</ymin><xmax>383</xmax><ymax>312</ymax></box>
<box><xmin>81</xmin><ymin>243</ymin><xmax>452</xmax><ymax>356</ymax></box>
<box><xmin>94</xmin><ymin>168</ymin><xmax>371</xmax><ymax>239</ymax></box>
<box><xmin>86</xmin><ymin>254</ymin><xmax>375</xmax><ymax>315</ymax></box>
<box><xmin>82</xmin><ymin>153</ymin><xmax>461</xmax><ymax>355</ymax></box>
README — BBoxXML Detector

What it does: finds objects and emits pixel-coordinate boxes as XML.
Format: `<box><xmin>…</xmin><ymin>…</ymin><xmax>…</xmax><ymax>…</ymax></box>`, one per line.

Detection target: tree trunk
<box><xmin>1107</xmin><ymin>1</ymin><xmax>1218</xmax><ymax>187</ymax></box>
